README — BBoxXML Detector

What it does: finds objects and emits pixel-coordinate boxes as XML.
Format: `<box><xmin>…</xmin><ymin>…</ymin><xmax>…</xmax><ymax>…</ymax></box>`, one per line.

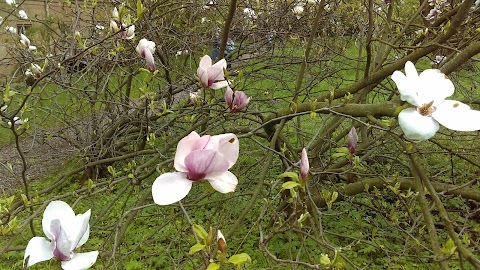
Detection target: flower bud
<box><xmin>225</xmin><ymin>87</ymin><xmax>250</xmax><ymax>112</ymax></box>
<box><xmin>300</xmin><ymin>148</ymin><xmax>309</xmax><ymax>181</ymax></box>
<box><xmin>217</xmin><ymin>230</ymin><xmax>227</xmax><ymax>255</ymax></box>
<box><xmin>347</xmin><ymin>127</ymin><xmax>358</xmax><ymax>154</ymax></box>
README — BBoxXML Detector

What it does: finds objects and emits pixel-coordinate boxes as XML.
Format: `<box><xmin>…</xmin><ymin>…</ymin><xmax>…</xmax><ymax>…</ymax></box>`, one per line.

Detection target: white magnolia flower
<box><xmin>5</xmin><ymin>0</ymin><xmax>15</xmax><ymax>6</ymax></box>
<box><xmin>23</xmin><ymin>201</ymin><xmax>98</xmax><ymax>269</ymax></box>
<box><xmin>243</xmin><ymin>8</ymin><xmax>257</xmax><ymax>19</ymax></box>
<box><xmin>18</xmin><ymin>10</ymin><xmax>28</xmax><ymax>19</ymax></box>
<box><xmin>6</xmin><ymin>26</ymin><xmax>17</xmax><ymax>34</ymax></box>
<box><xmin>392</xmin><ymin>61</ymin><xmax>480</xmax><ymax>141</ymax></box>
<box><xmin>292</xmin><ymin>5</ymin><xmax>304</xmax><ymax>18</ymax></box>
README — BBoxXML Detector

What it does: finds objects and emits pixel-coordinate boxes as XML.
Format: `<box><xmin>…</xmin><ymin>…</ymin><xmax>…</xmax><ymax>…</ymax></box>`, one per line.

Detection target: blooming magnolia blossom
<box><xmin>347</xmin><ymin>127</ymin><xmax>358</xmax><ymax>154</ymax></box>
<box><xmin>152</xmin><ymin>131</ymin><xmax>239</xmax><ymax>205</ymax></box>
<box><xmin>243</xmin><ymin>8</ymin><xmax>257</xmax><ymax>19</ymax></box>
<box><xmin>119</xmin><ymin>25</ymin><xmax>135</xmax><ymax>39</ymax></box>
<box><xmin>24</xmin><ymin>201</ymin><xmax>98</xmax><ymax>269</ymax></box>
<box><xmin>18</xmin><ymin>10</ymin><xmax>27</xmax><ymax>19</ymax></box>
<box><xmin>225</xmin><ymin>87</ymin><xmax>250</xmax><ymax>112</ymax></box>
<box><xmin>196</xmin><ymin>55</ymin><xmax>228</xmax><ymax>89</ymax></box>
<box><xmin>6</xmin><ymin>26</ymin><xmax>17</xmax><ymax>34</ymax></box>
<box><xmin>20</xmin><ymin>34</ymin><xmax>37</xmax><ymax>50</ymax></box>
<box><xmin>300</xmin><ymin>148</ymin><xmax>309</xmax><ymax>181</ymax></box>
<box><xmin>292</xmin><ymin>5</ymin><xmax>304</xmax><ymax>19</ymax></box>
<box><xmin>392</xmin><ymin>61</ymin><xmax>480</xmax><ymax>141</ymax></box>
<box><xmin>136</xmin><ymin>38</ymin><xmax>156</xmax><ymax>72</ymax></box>
<box><xmin>6</xmin><ymin>0</ymin><xmax>15</xmax><ymax>6</ymax></box>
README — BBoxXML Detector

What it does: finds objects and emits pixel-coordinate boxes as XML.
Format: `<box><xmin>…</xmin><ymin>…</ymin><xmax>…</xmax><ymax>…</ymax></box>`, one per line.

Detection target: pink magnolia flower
<box><xmin>24</xmin><ymin>201</ymin><xmax>98</xmax><ymax>269</ymax></box>
<box><xmin>225</xmin><ymin>87</ymin><xmax>250</xmax><ymax>112</ymax></box>
<box><xmin>347</xmin><ymin>127</ymin><xmax>358</xmax><ymax>154</ymax></box>
<box><xmin>152</xmin><ymin>131</ymin><xmax>239</xmax><ymax>205</ymax></box>
<box><xmin>196</xmin><ymin>55</ymin><xmax>228</xmax><ymax>89</ymax></box>
<box><xmin>136</xmin><ymin>38</ymin><xmax>156</xmax><ymax>72</ymax></box>
<box><xmin>392</xmin><ymin>61</ymin><xmax>480</xmax><ymax>141</ymax></box>
<box><xmin>119</xmin><ymin>25</ymin><xmax>135</xmax><ymax>40</ymax></box>
<box><xmin>299</xmin><ymin>148</ymin><xmax>309</xmax><ymax>181</ymax></box>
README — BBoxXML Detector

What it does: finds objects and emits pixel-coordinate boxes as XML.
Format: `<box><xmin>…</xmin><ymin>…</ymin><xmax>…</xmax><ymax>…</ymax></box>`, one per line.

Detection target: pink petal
<box><xmin>50</xmin><ymin>219</ymin><xmax>72</xmax><ymax>261</ymax></box>
<box><xmin>206</xmin><ymin>171</ymin><xmax>238</xmax><ymax>193</ymax></box>
<box><xmin>184</xmin><ymin>150</ymin><xmax>229</xmax><ymax>180</ymax></box>
<box><xmin>211</xmin><ymin>58</ymin><xmax>227</xmax><ymax>71</ymax></box>
<box><xmin>61</xmin><ymin>251</ymin><xmax>99</xmax><ymax>270</ymax></box>
<box><xmin>207</xmin><ymin>66</ymin><xmax>225</xmax><ymax>82</ymax></box>
<box><xmin>152</xmin><ymin>172</ymin><xmax>193</xmax><ymax>205</ymax></box>
<box><xmin>199</xmin><ymin>55</ymin><xmax>212</xmax><ymax>69</ymax></box>
<box><xmin>144</xmin><ymin>49</ymin><xmax>155</xmax><ymax>72</ymax></box>
<box><xmin>24</xmin><ymin>237</ymin><xmax>53</xmax><ymax>267</ymax></box>
<box><xmin>174</xmin><ymin>131</ymin><xmax>201</xmax><ymax>172</ymax></box>
<box><xmin>300</xmin><ymin>148</ymin><xmax>309</xmax><ymax>180</ymax></box>
<box><xmin>398</xmin><ymin>107</ymin><xmax>439</xmax><ymax>141</ymax></box>
<box><xmin>432</xmin><ymin>100</ymin><xmax>480</xmax><ymax>131</ymax></box>
<box><xmin>192</xmin><ymin>135</ymin><xmax>219</xmax><ymax>151</ymax></box>
<box><xmin>225</xmin><ymin>87</ymin><xmax>234</xmax><ymax>106</ymax></box>
<box><xmin>42</xmin><ymin>201</ymin><xmax>75</xmax><ymax>241</ymax></box>
<box><xmin>212</xmin><ymin>133</ymin><xmax>239</xmax><ymax>168</ymax></box>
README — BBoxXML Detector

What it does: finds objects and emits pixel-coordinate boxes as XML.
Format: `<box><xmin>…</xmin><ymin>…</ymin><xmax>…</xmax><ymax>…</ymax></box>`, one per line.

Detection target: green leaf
<box><xmin>193</xmin><ymin>224</ymin><xmax>208</xmax><ymax>241</ymax></box>
<box><xmin>331</xmin><ymin>152</ymin><xmax>347</xmax><ymax>159</ymax></box>
<box><xmin>281</xmin><ymin>181</ymin><xmax>300</xmax><ymax>191</ymax></box>
<box><xmin>136</xmin><ymin>0</ymin><xmax>145</xmax><ymax>19</ymax></box>
<box><xmin>189</xmin><ymin>243</ymin><xmax>205</xmax><ymax>255</ymax></box>
<box><xmin>441</xmin><ymin>239</ymin><xmax>456</xmax><ymax>255</ymax></box>
<box><xmin>206</xmin><ymin>263</ymin><xmax>220</xmax><ymax>270</ymax></box>
<box><xmin>278</xmin><ymin>171</ymin><xmax>299</xmax><ymax>182</ymax></box>
<box><xmin>228</xmin><ymin>253</ymin><xmax>252</xmax><ymax>265</ymax></box>
<box><xmin>320</xmin><ymin>253</ymin><xmax>331</xmax><ymax>265</ymax></box>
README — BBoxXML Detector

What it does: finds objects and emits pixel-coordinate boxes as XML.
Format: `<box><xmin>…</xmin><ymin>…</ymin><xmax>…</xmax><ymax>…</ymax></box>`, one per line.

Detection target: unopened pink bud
<box><xmin>300</xmin><ymin>148</ymin><xmax>309</xmax><ymax>181</ymax></box>
<box><xmin>348</xmin><ymin>127</ymin><xmax>358</xmax><ymax>154</ymax></box>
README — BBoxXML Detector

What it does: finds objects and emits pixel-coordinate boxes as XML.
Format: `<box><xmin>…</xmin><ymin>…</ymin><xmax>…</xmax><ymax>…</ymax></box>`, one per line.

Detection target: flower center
<box><xmin>417</xmin><ymin>101</ymin><xmax>435</xmax><ymax>116</ymax></box>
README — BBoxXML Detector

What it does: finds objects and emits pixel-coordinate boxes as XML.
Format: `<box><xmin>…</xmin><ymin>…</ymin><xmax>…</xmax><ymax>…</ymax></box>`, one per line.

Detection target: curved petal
<box><xmin>432</xmin><ymin>100</ymin><xmax>480</xmax><ymax>131</ymax></box>
<box><xmin>43</xmin><ymin>201</ymin><xmax>75</xmax><ymax>240</ymax></box>
<box><xmin>24</xmin><ymin>237</ymin><xmax>53</xmax><ymax>267</ymax></box>
<box><xmin>418</xmin><ymin>69</ymin><xmax>454</xmax><ymax>105</ymax></box>
<box><xmin>61</xmin><ymin>251</ymin><xmax>99</xmax><ymax>270</ymax></box>
<box><xmin>69</xmin><ymin>210</ymin><xmax>91</xmax><ymax>249</ymax></box>
<box><xmin>199</xmin><ymin>55</ymin><xmax>212</xmax><ymax>69</ymax></box>
<box><xmin>212</xmin><ymin>58</ymin><xmax>227</xmax><ymax>70</ymax></box>
<box><xmin>211</xmin><ymin>80</ymin><xmax>228</xmax><ymax>90</ymax></box>
<box><xmin>174</xmin><ymin>131</ymin><xmax>200</xmax><ymax>172</ymax></box>
<box><xmin>206</xmin><ymin>171</ymin><xmax>238</xmax><ymax>193</ymax></box>
<box><xmin>398</xmin><ymin>108</ymin><xmax>439</xmax><ymax>141</ymax></box>
<box><xmin>51</xmin><ymin>219</ymin><xmax>72</xmax><ymax>261</ymax></box>
<box><xmin>404</xmin><ymin>61</ymin><xmax>418</xmax><ymax>81</ymax></box>
<box><xmin>184</xmin><ymin>150</ymin><xmax>229</xmax><ymax>180</ymax></box>
<box><xmin>192</xmin><ymin>135</ymin><xmax>219</xmax><ymax>151</ymax></box>
<box><xmin>225</xmin><ymin>87</ymin><xmax>233</xmax><ymax>106</ymax></box>
<box><xmin>152</xmin><ymin>172</ymin><xmax>193</xmax><ymax>205</ymax></box>
<box><xmin>391</xmin><ymin>70</ymin><xmax>420</xmax><ymax>106</ymax></box>
<box><xmin>207</xmin><ymin>65</ymin><xmax>225</xmax><ymax>83</ymax></box>
<box><xmin>144</xmin><ymin>49</ymin><xmax>155</xmax><ymax>72</ymax></box>
<box><xmin>212</xmin><ymin>133</ymin><xmax>239</xmax><ymax>168</ymax></box>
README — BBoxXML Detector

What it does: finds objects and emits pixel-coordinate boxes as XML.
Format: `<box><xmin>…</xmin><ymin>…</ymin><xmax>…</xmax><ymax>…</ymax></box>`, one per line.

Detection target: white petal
<box><xmin>212</xmin><ymin>133</ymin><xmax>239</xmax><ymax>168</ymax></box>
<box><xmin>24</xmin><ymin>237</ymin><xmax>53</xmax><ymax>267</ymax></box>
<box><xmin>69</xmin><ymin>209</ymin><xmax>91</xmax><ymax>248</ymax></box>
<box><xmin>43</xmin><ymin>201</ymin><xmax>75</xmax><ymax>240</ymax></box>
<box><xmin>398</xmin><ymin>108</ymin><xmax>439</xmax><ymax>141</ymax></box>
<box><xmin>152</xmin><ymin>172</ymin><xmax>193</xmax><ymax>205</ymax></box>
<box><xmin>211</xmin><ymin>58</ymin><xmax>227</xmax><ymax>70</ymax></box>
<box><xmin>206</xmin><ymin>171</ymin><xmax>238</xmax><ymax>193</ymax></box>
<box><xmin>404</xmin><ymin>61</ymin><xmax>418</xmax><ymax>81</ymax></box>
<box><xmin>391</xmin><ymin>70</ymin><xmax>420</xmax><ymax>106</ymax></box>
<box><xmin>417</xmin><ymin>69</ymin><xmax>454</xmax><ymax>105</ymax></box>
<box><xmin>61</xmin><ymin>251</ymin><xmax>99</xmax><ymax>270</ymax></box>
<box><xmin>210</xmin><ymin>81</ymin><xmax>228</xmax><ymax>90</ymax></box>
<box><xmin>432</xmin><ymin>100</ymin><xmax>480</xmax><ymax>131</ymax></box>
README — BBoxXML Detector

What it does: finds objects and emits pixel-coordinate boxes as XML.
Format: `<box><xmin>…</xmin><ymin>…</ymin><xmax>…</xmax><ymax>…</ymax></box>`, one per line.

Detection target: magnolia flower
<box><xmin>347</xmin><ymin>127</ymin><xmax>358</xmax><ymax>154</ymax></box>
<box><xmin>292</xmin><ymin>5</ymin><xmax>304</xmax><ymax>19</ymax></box>
<box><xmin>152</xmin><ymin>131</ymin><xmax>239</xmax><ymax>205</ymax></box>
<box><xmin>431</xmin><ymin>55</ymin><xmax>447</xmax><ymax>66</ymax></box>
<box><xmin>18</xmin><ymin>10</ymin><xmax>27</xmax><ymax>19</ymax></box>
<box><xmin>392</xmin><ymin>61</ymin><xmax>480</xmax><ymax>141</ymax></box>
<box><xmin>6</xmin><ymin>26</ymin><xmax>17</xmax><ymax>34</ymax></box>
<box><xmin>217</xmin><ymin>230</ymin><xmax>227</xmax><ymax>255</ymax></box>
<box><xmin>425</xmin><ymin>7</ymin><xmax>440</xmax><ymax>20</ymax></box>
<box><xmin>30</xmin><ymin>63</ymin><xmax>42</xmax><ymax>78</ymax></box>
<box><xmin>243</xmin><ymin>8</ymin><xmax>257</xmax><ymax>19</ymax></box>
<box><xmin>190</xmin><ymin>90</ymin><xmax>201</xmax><ymax>103</ymax></box>
<box><xmin>299</xmin><ymin>148</ymin><xmax>309</xmax><ymax>181</ymax></box>
<box><xmin>24</xmin><ymin>201</ymin><xmax>98</xmax><ymax>269</ymax></box>
<box><xmin>7</xmin><ymin>116</ymin><xmax>22</xmax><ymax>127</ymax></box>
<box><xmin>20</xmin><ymin>34</ymin><xmax>30</xmax><ymax>47</ymax></box>
<box><xmin>119</xmin><ymin>25</ymin><xmax>135</xmax><ymax>39</ymax></box>
<box><xmin>225</xmin><ymin>87</ymin><xmax>250</xmax><ymax>112</ymax></box>
<box><xmin>136</xmin><ymin>38</ymin><xmax>156</xmax><ymax>72</ymax></box>
<box><xmin>196</xmin><ymin>55</ymin><xmax>228</xmax><ymax>89</ymax></box>
<box><xmin>6</xmin><ymin>0</ymin><xmax>15</xmax><ymax>6</ymax></box>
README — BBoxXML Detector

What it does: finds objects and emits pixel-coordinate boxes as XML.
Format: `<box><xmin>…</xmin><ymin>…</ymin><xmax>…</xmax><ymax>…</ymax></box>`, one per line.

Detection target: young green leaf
<box><xmin>228</xmin><ymin>253</ymin><xmax>252</xmax><ymax>266</ymax></box>
<box><xmin>189</xmin><ymin>243</ymin><xmax>206</xmax><ymax>255</ymax></box>
<box><xmin>193</xmin><ymin>224</ymin><xmax>208</xmax><ymax>241</ymax></box>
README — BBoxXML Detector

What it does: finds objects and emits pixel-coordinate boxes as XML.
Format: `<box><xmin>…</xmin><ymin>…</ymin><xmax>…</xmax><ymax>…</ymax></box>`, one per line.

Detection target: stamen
<box><xmin>418</xmin><ymin>100</ymin><xmax>435</xmax><ymax>116</ymax></box>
